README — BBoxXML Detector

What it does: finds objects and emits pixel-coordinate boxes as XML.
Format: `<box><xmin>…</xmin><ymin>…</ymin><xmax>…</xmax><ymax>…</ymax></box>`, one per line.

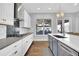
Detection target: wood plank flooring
<box><xmin>25</xmin><ymin>41</ymin><xmax>50</xmax><ymax>56</ymax></box>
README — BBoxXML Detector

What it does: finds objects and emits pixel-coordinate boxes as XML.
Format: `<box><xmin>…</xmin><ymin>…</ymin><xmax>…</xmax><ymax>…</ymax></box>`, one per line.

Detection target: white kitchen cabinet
<box><xmin>8</xmin><ymin>43</ymin><xmax>22</xmax><ymax>56</ymax></box>
<box><xmin>9</xmin><ymin>40</ymin><xmax>23</xmax><ymax>56</ymax></box>
<box><xmin>0</xmin><ymin>3</ymin><xmax>14</xmax><ymax>25</ymax></box>
<box><xmin>0</xmin><ymin>39</ymin><xmax>22</xmax><ymax>56</ymax></box>
<box><xmin>22</xmin><ymin>34</ymin><xmax>33</xmax><ymax>55</ymax></box>
<box><xmin>24</xmin><ymin>10</ymin><xmax>31</xmax><ymax>28</ymax></box>
<box><xmin>48</xmin><ymin>35</ymin><xmax>58</xmax><ymax>56</ymax></box>
<box><xmin>0</xmin><ymin>34</ymin><xmax>33</xmax><ymax>56</ymax></box>
<box><xmin>20</xmin><ymin>10</ymin><xmax>31</xmax><ymax>28</ymax></box>
<box><xmin>27</xmin><ymin>14</ymin><xmax>31</xmax><ymax>28</ymax></box>
<box><xmin>58</xmin><ymin>42</ymin><xmax>78</xmax><ymax>56</ymax></box>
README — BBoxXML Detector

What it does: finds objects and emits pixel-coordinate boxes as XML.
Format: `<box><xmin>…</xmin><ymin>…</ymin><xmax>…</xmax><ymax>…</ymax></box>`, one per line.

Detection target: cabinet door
<box><xmin>22</xmin><ymin>34</ymin><xmax>33</xmax><ymax>55</ymax></box>
<box><xmin>0</xmin><ymin>45</ymin><xmax>15</xmax><ymax>56</ymax></box>
<box><xmin>48</xmin><ymin>35</ymin><xmax>53</xmax><ymax>51</ymax></box>
<box><xmin>5</xmin><ymin>3</ymin><xmax>14</xmax><ymax>25</ymax></box>
<box><xmin>22</xmin><ymin>36</ymin><xmax>30</xmax><ymax>55</ymax></box>
<box><xmin>28</xmin><ymin>15</ymin><xmax>31</xmax><ymax>28</ymax></box>
<box><xmin>8</xmin><ymin>50</ymin><xmax>18</xmax><ymax>56</ymax></box>
<box><xmin>22</xmin><ymin>38</ymin><xmax>28</xmax><ymax>55</ymax></box>
<box><xmin>8</xmin><ymin>40</ymin><xmax>22</xmax><ymax>56</ymax></box>
<box><xmin>24</xmin><ymin>10</ymin><xmax>31</xmax><ymax>28</ymax></box>
<box><xmin>24</xmin><ymin>10</ymin><xmax>28</xmax><ymax>27</ymax></box>
<box><xmin>0</xmin><ymin>3</ymin><xmax>14</xmax><ymax>25</ymax></box>
<box><xmin>52</xmin><ymin>38</ymin><xmax>58</xmax><ymax>56</ymax></box>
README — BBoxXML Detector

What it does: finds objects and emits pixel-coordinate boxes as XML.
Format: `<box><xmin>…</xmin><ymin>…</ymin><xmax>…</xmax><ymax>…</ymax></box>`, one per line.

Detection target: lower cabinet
<box><xmin>0</xmin><ymin>40</ymin><xmax>22</xmax><ymax>56</ymax></box>
<box><xmin>0</xmin><ymin>34</ymin><xmax>33</xmax><ymax>56</ymax></box>
<box><xmin>22</xmin><ymin>34</ymin><xmax>33</xmax><ymax>55</ymax></box>
<box><xmin>52</xmin><ymin>37</ymin><xmax>58</xmax><ymax>56</ymax></box>
<box><xmin>48</xmin><ymin>35</ymin><xmax>79</xmax><ymax>56</ymax></box>
<box><xmin>48</xmin><ymin>35</ymin><xmax>58</xmax><ymax>56</ymax></box>
<box><xmin>8</xmin><ymin>40</ymin><xmax>23</xmax><ymax>56</ymax></box>
<box><xmin>58</xmin><ymin>42</ymin><xmax>78</xmax><ymax>56</ymax></box>
<box><xmin>48</xmin><ymin>35</ymin><xmax>53</xmax><ymax>51</ymax></box>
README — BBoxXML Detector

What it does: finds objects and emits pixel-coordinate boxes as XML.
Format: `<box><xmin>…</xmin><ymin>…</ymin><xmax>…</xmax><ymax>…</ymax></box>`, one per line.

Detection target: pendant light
<box><xmin>56</xmin><ymin>4</ymin><xmax>64</xmax><ymax>18</ymax></box>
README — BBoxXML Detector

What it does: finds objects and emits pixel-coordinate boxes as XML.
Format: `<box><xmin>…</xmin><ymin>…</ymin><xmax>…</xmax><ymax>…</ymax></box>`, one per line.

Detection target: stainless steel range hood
<box><xmin>14</xmin><ymin>3</ymin><xmax>22</xmax><ymax>19</ymax></box>
<box><xmin>14</xmin><ymin>3</ymin><xmax>23</xmax><ymax>27</ymax></box>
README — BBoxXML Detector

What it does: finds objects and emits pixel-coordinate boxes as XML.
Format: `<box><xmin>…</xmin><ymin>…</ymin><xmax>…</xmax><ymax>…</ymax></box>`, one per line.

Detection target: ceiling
<box><xmin>23</xmin><ymin>3</ymin><xmax>79</xmax><ymax>13</ymax></box>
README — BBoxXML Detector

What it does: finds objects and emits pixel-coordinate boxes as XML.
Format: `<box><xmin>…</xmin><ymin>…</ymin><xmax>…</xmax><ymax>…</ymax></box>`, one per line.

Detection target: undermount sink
<box><xmin>53</xmin><ymin>35</ymin><xmax>66</xmax><ymax>38</ymax></box>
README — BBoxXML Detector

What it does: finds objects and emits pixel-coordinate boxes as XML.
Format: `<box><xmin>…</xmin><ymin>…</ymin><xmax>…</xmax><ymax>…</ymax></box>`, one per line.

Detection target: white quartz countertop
<box><xmin>49</xmin><ymin>33</ymin><xmax>79</xmax><ymax>52</ymax></box>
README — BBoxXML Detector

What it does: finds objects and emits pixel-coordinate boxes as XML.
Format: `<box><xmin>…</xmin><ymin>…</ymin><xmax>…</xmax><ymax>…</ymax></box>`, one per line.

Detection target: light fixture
<box><xmin>74</xmin><ymin>3</ymin><xmax>78</xmax><ymax>6</ymax></box>
<box><xmin>56</xmin><ymin>12</ymin><xmax>64</xmax><ymax>18</ymax></box>
<box><xmin>56</xmin><ymin>13</ymin><xmax>60</xmax><ymax>18</ymax></box>
<box><xmin>60</xmin><ymin>11</ymin><xmax>64</xmax><ymax>17</ymax></box>
<box><xmin>56</xmin><ymin>4</ymin><xmax>64</xmax><ymax>18</ymax></box>
<box><xmin>37</xmin><ymin>8</ymin><xmax>40</xmax><ymax>10</ymax></box>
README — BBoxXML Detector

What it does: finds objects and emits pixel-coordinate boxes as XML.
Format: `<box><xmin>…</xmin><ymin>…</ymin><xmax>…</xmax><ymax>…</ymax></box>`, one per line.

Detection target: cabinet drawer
<box><xmin>8</xmin><ymin>50</ymin><xmax>18</xmax><ymax>56</ymax></box>
<box><xmin>8</xmin><ymin>45</ymin><xmax>22</xmax><ymax>56</ymax></box>
<box><xmin>0</xmin><ymin>44</ymin><xmax>16</xmax><ymax>56</ymax></box>
<box><xmin>0</xmin><ymin>40</ymin><xmax>22</xmax><ymax>56</ymax></box>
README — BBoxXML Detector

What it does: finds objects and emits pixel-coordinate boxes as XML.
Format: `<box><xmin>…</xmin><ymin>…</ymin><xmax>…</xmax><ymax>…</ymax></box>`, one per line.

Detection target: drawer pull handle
<box><xmin>26</xmin><ymin>41</ymin><xmax>28</xmax><ymax>43</ymax></box>
<box><xmin>14</xmin><ymin>45</ymin><xmax>17</xmax><ymax>47</ymax></box>
<box><xmin>14</xmin><ymin>51</ymin><xmax>17</xmax><ymax>54</ymax></box>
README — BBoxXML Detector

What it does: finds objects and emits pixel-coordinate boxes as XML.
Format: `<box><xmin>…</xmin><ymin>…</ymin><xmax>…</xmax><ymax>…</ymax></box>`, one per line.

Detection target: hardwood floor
<box><xmin>25</xmin><ymin>41</ymin><xmax>52</xmax><ymax>56</ymax></box>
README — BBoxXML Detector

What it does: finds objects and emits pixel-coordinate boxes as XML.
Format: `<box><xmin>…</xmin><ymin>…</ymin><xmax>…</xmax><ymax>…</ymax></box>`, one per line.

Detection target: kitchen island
<box><xmin>48</xmin><ymin>33</ymin><xmax>79</xmax><ymax>56</ymax></box>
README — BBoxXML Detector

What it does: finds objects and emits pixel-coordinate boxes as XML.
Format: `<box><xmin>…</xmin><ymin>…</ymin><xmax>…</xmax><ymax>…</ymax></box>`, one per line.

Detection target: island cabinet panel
<box><xmin>48</xmin><ymin>34</ymin><xmax>79</xmax><ymax>56</ymax></box>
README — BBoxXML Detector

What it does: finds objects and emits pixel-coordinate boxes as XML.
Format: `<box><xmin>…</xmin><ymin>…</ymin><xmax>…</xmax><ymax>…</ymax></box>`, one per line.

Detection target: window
<box><xmin>57</xmin><ymin>19</ymin><xmax>69</xmax><ymax>33</ymax></box>
<box><xmin>57</xmin><ymin>20</ymin><xmax>62</xmax><ymax>33</ymax></box>
<box><xmin>36</xmin><ymin>19</ymin><xmax>52</xmax><ymax>35</ymax></box>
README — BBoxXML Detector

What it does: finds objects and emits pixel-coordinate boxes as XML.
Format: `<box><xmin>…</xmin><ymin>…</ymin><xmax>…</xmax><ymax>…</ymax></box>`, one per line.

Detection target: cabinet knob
<box><xmin>14</xmin><ymin>51</ymin><xmax>17</xmax><ymax>54</ymax></box>
<box><xmin>26</xmin><ymin>41</ymin><xmax>28</xmax><ymax>43</ymax></box>
<box><xmin>2</xmin><ymin>19</ymin><xmax>6</xmax><ymax>21</ymax></box>
<box><xmin>14</xmin><ymin>45</ymin><xmax>17</xmax><ymax>47</ymax></box>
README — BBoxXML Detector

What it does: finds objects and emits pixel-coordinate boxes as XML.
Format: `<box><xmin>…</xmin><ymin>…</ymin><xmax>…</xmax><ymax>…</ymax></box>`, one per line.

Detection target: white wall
<box><xmin>30</xmin><ymin>13</ymin><xmax>57</xmax><ymax>41</ymax></box>
<box><xmin>0</xmin><ymin>25</ymin><xmax>6</xmax><ymax>39</ymax></box>
<box><xmin>64</xmin><ymin>13</ymin><xmax>79</xmax><ymax>33</ymax></box>
<box><xmin>73</xmin><ymin>12</ymin><xmax>79</xmax><ymax>32</ymax></box>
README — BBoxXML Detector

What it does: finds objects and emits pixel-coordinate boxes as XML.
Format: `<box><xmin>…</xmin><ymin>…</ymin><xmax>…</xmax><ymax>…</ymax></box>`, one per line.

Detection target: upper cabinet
<box><xmin>24</xmin><ymin>10</ymin><xmax>31</xmax><ymax>28</ymax></box>
<box><xmin>0</xmin><ymin>3</ymin><xmax>14</xmax><ymax>25</ymax></box>
<box><xmin>20</xmin><ymin>10</ymin><xmax>31</xmax><ymax>28</ymax></box>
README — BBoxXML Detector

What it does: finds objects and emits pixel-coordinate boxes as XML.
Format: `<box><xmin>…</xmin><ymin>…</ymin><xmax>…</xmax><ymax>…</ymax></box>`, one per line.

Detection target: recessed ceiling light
<box><xmin>37</xmin><ymin>8</ymin><xmax>40</xmax><ymax>10</ymax></box>
<box><xmin>74</xmin><ymin>3</ymin><xmax>78</xmax><ymax>6</ymax></box>
<box><xmin>48</xmin><ymin>8</ymin><xmax>52</xmax><ymax>10</ymax></box>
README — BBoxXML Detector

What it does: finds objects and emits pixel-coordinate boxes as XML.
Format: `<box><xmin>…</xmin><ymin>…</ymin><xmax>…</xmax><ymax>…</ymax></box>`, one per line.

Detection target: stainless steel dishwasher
<box><xmin>58</xmin><ymin>42</ymin><xmax>79</xmax><ymax>56</ymax></box>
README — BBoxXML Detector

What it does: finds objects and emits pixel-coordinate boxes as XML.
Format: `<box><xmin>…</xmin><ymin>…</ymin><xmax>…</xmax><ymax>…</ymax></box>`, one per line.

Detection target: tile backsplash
<box><xmin>19</xmin><ymin>27</ymin><xmax>31</xmax><ymax>34</ymax></box>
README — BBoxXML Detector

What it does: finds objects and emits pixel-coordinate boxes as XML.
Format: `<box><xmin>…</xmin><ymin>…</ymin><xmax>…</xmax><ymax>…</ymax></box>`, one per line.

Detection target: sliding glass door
<box><xmin>36</xmin><ymin>19</ymin><xmax>52</xmax><ymax>35</ymax></box>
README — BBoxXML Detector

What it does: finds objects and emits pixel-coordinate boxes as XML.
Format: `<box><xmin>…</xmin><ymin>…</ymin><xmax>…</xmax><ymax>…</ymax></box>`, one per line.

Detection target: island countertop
<box><xmin>0</xmin><ymin>33</ymin><xmax>32</xmax><ymax>50</ymax></box>
<box><xmin>49</xmin><ymin>33</ymin><xmax>79</xmax><ymax>52</ymax></box>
